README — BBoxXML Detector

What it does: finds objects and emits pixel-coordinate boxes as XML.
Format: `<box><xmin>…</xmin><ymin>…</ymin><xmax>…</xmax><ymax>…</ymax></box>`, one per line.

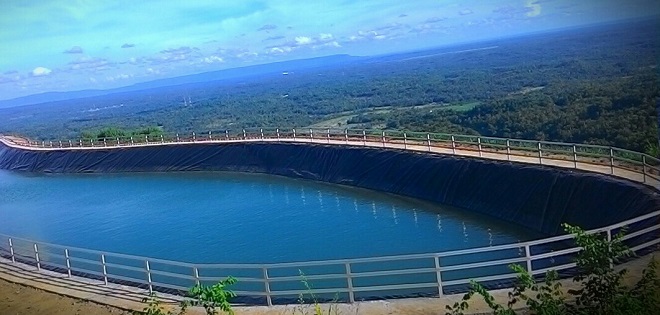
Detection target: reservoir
<box><xmin>0</xmin><ymin>170</ymin><xmax>539</xmax><ymax>264</ymax></box>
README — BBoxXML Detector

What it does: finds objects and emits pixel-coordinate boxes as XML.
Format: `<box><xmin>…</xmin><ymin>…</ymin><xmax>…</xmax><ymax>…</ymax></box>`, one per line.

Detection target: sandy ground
<box><xmin>0</xmin><ymin>277</ymin><xmax>131</xmax><ymax>315</ymax></box>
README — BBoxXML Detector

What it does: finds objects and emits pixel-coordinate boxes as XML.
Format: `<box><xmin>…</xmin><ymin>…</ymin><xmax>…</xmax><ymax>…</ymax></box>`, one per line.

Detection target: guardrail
<box><xmin>2</xmin><ymin>128</ymin><xmax>659</xmax><ymax>188</ymax></box>
<box><xmin>1</xmin><ymin>128</ymin><xmax>659</xmax><ymax>305</ymax></box>
<box><xmin>1</xmin><ymin>210</ymin><xmax>659</xmax><ymax>305</ymax></box>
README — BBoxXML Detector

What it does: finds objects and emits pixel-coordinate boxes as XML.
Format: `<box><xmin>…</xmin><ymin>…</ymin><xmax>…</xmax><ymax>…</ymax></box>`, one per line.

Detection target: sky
<box><xmin>0</xmin><ymin>0</ymin><xmax>658</xmax><ymax>100</ymax></box>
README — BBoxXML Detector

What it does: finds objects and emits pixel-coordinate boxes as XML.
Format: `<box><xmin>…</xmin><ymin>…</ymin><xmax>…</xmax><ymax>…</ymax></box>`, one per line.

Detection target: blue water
<box><xmin>0</xmin><ymin>170</ymin><xmax>538</xmax><ymax>263</ymax></box>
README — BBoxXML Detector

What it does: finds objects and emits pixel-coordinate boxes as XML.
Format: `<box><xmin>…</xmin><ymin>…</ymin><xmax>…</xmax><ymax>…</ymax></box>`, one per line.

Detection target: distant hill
<box><xmin>0</xmin><ymin>54</ymin><xmax>363</xmax><ymax>109</ymax></box>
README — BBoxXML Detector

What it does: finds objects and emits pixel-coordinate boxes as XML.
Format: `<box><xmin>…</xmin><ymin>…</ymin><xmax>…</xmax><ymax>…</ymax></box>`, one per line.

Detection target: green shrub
<box><xmin>183</xmin><ymin>277</ymin><xmax>237</xmax><ymax>315</ymax></box>
<box><xmin>446</xmin><ymin>224</ymin><xmax>660</xmax><ymax>315</ymax></box>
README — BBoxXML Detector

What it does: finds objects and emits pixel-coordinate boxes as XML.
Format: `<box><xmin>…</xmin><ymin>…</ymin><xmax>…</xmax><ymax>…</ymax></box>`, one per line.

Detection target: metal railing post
<box><xmin>345</xmin><ymin>263</ymin><xmax>355</xmax><ymax>303</ymax></box>
<box><xmin>506</xmin><ymin>139</ymin><xmax>511</xmax><ymax>161</ymax></box>
<box><xmin>243</xmin><ymin>129</ymin><xmax>246</xmax><ymax>140</ymax></box>
<box><xmin>194</xmin><ymin>267</ymin><xmax>200</xmax><ymax>286</ymax></box>
<box><xmin>101</xmin><ymin>254</ymin><xmax>108</xmax><ymax>285</ymax></box>
<box><xmin>524</xmin><ymin>244</ymin><xmax>532</xmax><ymax>273</ymax></box>
<box><xmin>8</xmin><ymin>238</ymin><xmax>15</xmax><ymax>263</ymax></box>
<box><xmin>345</xmin><ymin>129</ymin><xmax>348</xmax><ymax>144</ymax></box>
<box><xmin>145</xmin><ymin>260</ymin><xmax>153</xmax><ymax>293</ymax></box>
<box><xmin>327</xmin><ymin>129</ymin><xmax>330</xmax><ymax>143</ymax></box>
<box><xmin>33</xmin><ymin>243</ymin><xmax>41</xmax><ymax>271</ymax></box>
<box><xmin>103</xmin><ymin>138</ymin><xmax>107</xmax><ymax>147</ymax></box>
<box><xmin>69</xmin><ymin>140</ymin><xmax>72</xmax><ymax>147</ymax></box>
<box><xmin>434</xmin><ymin>255</ymin><xmax>443</xmax><ymax>297</ymax></box>
<box><xmin>261</xmin><ymin>129</ymin><xmax>264</xmax><ymax>140</ymax></box>
<box><xmin>145</xmin><ymin>135</ymin><xmax>148</xmax><ymax>144</ymax></box>
<box><xmin>209</xmin><ymin>131</ymin><xmax>212</xmax><ymax>141</ymax></box>
<box><xmin>310</xmin><ymin>129</ymin><xmax>313</xmax><ymax>142</ymax></box>
<box><xmin>451</xmin><ymin>135</ymin><xmax>456</xmax><ymax>155</ymax></box>
<box><xmin>362</xmin><ymin>130</ymin><xmax>366</xmax><ymax>146</ymax></box>
<box><xmin>130</xmin><ymin>136</ymin><xmax>134</xmax><ymax>145</ymax></box>
<box><xmin>59</xmin><ymin>140</ymin><xmax>62</xmax><ymax>148</ymax></box>
<box><xmin>161</xmin><ymin>134</ymin><xmax>164</xmax><ymax>144</ymax></box>
<box><xmin>192</xmin><ymin>132</ymin><xmax>195</xmax><ymax>142</ymax></box>
<box><xmin>382</xmin><ymin>131</ymin><xmax>385</xmax><ymax>147</ymax></box>
<box><xmin>49</xmin><ymin>141</ymin><xmax>53</xmax><ymax>147</ymax></box>
<box><xmin>609</xmin><ymin>147</ymin><xmax>614</xmax><ymax>175</ymax></box>
<box><xmin>538</xmin><ymin>142</ymin><xmax>542</xmax><ymax>165</ymax></box>
<box><xmin>477</xmin><ymin>137</ymin><xmax>482</xmax><ymax>157</ymax></box>
<box><xmin>427</xmin><ymin>133</ymin><xmax>431</xmax><ymax>151</ymax></box>
<box><xmin>404</xmin><ymin>133</ymin><xmax>408</xmax><ymax>149</ymax></box>
<box><xmin>263</xmin><ymin>267</ymin><xmax>273</xmax><ymax>306</ymax></box>
<box><xmin>116</xmin><ymin>137</ymin><xmax>120</xmax><ymax>146</ymax></box>
<box><xmin>225</xmin><ymin>130</ymin><xmax>229</xmax><ymax>140</ymax></box>
<box><xmin>573</xmin><ymin>145</ymin><xmax>578</xmax><ymax>168</ymax></box>
<box><xmin>642</xmin><ymin>156</ymin><xmax>647</xmax><ymax>183</ymax></box>
<box><xmin>176</xmin><ymin>134</ymin><xmax>180</xmax><ymax>142</ymax></box>
<box><xmin>65</xmin><ymin>249</ymin><xmax>71</xmax><ymax>277</ymax></box>
<box><xmin>277</xmin><ymin>128</ymin><xmax>280</xmax><ymax>141</ymax></box>
<box><xmin>79</xmin><ymin>139</ymin><xmax>82</xmax><ymax>147</ymax></box>
<box><xmin>293</xmin><ymin>128</ymin><xmax>296</xmax><ymax>140</ymax></box>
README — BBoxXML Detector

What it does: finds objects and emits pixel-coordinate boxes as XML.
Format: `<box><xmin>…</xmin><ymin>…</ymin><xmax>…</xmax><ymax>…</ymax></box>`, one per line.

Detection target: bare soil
<box><xmin>0</xmin><ymin>277</ymin><xmax>131</xmax><ymax>315</ymax></box>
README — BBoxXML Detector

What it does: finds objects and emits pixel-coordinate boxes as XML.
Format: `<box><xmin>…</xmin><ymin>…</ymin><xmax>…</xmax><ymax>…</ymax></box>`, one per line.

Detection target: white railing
<box><xmin>2</xmin><ymin>128</ymin><xmax>659</xmax><ymax>188</ymax></box>
<box><xmin>1</xmin><ymin>209</ymin><xmax>659</xmax><ymax>305</ymax></box>
<box><xmin>1</xmin><ymin>128</ymin><xmax>659</xmax><ymax>305</ymax></box>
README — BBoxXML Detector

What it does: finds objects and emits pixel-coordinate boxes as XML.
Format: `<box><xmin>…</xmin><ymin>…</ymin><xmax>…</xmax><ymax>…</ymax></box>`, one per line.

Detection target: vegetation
<box><xmin>445</xmin><ymin>224</ymin><xmax>660</xmax><ymax>315</ymax></box>
<box><xmin>293</xmin><ymin>271</ymin><xmax>342</xmax><ymax>315</ymax></box>
<box><xmin>0</xmin><ymin>20</ymin><xmax>657</xmax><ymax>152</ymax></box>
<box><xmin>133</xmin><ymin>277</ymin><xmax>237</xmax><ymax>315</ymax></box>
<box><xmin>184</xmin><ymin>277</ymin><xmax>238</xmax><ymax>315</ymax></box>
<box><xmin>134</xmin><ymin>292</ymin><xmax>186</xmax><ymax>315</ymax></box>
<box><xmin>81</xmin><ymin>126</ymin><xmax>163</xmax><ymax>140</ymax></box>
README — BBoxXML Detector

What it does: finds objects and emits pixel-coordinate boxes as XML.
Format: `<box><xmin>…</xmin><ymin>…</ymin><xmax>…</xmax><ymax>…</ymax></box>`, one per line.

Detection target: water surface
<box><xmin>0</xmin><ymin>170</ymin><xmax>538</xmax><ymax>263</ymax></box>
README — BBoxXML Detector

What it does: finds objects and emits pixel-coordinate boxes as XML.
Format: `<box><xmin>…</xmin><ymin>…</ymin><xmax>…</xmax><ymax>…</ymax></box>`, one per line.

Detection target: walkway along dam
<box><xmin>0</xmin><ymin>128</ymin><xmax>659</xmax><ymax>305</ymax></box>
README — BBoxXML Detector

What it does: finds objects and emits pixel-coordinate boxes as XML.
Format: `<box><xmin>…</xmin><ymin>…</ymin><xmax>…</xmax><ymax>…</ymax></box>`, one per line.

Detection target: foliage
<box><xmin>563</xmin><ymin>224</ymin><xmax>631</xmax><ymax>314</ymax></box>
<box><xmin>183</xmin><ymin>277</ymin><xmax>237</xmax><ymax>315</ymax></box>
<box><xmin>646</xmin><ymin>141</ymin><xmax>660</xmax><ymax>158</ymax></box>
<box><xmin>81</xmin><ymin>126</ymin><xmax>163</xmax><ymax>140</ymax></box>
<box><xmin>445</xmin><ymin>224</ymin><xmax>660</xmax><ymax>315</ymax></box>
<box><xmin>134</xmin><ymin>292</ymin><xmax>187</xmax><ymax>315</ymax></box>
<box><xmin>294</xmin><ymin>270</ymin><xmax>341</xmax><ymax>315</ymax></box>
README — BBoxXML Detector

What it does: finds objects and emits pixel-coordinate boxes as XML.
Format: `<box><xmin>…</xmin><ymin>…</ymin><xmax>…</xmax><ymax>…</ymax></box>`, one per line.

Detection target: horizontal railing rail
<box><xmin>1</xmin><ymin>209</ymin><xmax>659</xmax><ymax>305</ymax></box>
<box><xmin>2</xmin><ymin>128</ymin><xmax>658</xmax><ymax>189</ymax></box>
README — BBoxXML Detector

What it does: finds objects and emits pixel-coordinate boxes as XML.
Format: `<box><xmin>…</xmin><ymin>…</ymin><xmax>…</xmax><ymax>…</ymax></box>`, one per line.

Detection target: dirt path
<box><xmin>0</xmin><ymin>277</ymin><xmax>130</xmax><ymax>315</ymax></box>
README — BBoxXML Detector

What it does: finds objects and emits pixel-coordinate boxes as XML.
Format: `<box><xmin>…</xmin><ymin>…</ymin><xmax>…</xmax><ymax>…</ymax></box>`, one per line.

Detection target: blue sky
<box><xmin>0</xmin><ymin>0</ymin><xmax>658</xmax><ymax>100</ymax></box>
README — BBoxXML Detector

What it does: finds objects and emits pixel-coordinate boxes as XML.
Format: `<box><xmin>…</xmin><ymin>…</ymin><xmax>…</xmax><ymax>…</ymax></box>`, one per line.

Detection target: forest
<box><xmin>0</xmin><ymin>19</ymin><xmax>657</xmax><ymax>154</ymax></box>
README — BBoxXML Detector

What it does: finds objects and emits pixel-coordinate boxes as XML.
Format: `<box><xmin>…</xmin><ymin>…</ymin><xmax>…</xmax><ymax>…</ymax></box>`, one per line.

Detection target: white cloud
<box><xmin>152</xmin><ymin>46</ymin><xmax>201</xmax><ymax>64</ymax></box>
<box><xmin>202</xmin><ymin>55</ymin><xmax>224</xmax><ymax>64</ymax></box>
<box><xmin>459</xmin><ymin>9</ymin><xmax>474</xmax><ymax>15</ymax></box>
<box><xmin>268</xmin><ymin>47</ymin><xmax>293</xmax><ymax>54</ymax></box>
<box><xmin>266</xmin><ymin>33</ymin><xmax>341</xmax><ymax>54</ymax></box>
<box><xmin>526</xmin><ymin>0</ymin><xmax>542</xmax><ymax>17</ymax></box>
<box><xmin>295</xmin><ymin>36</ymin><xmax>312</xmax><ymax>45</ymax></box>
<box><xmin>69</xmin><ymin>56</ymin><xmax>114</xmax><ymax>71</ymax></box>
<box><xmin>106</xmin><ymin>73</ymin><xmax>133</xmax><ymax>81</ymax></box>
<box><xmin>31</xmin><ymin>67</ymin><xmax>52</xmax><ymax>76</ymax></box>
<box><xmin>146</xmin><ymin>68</ymin><xmax>160</xmax><ymax>75</ymax></box>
